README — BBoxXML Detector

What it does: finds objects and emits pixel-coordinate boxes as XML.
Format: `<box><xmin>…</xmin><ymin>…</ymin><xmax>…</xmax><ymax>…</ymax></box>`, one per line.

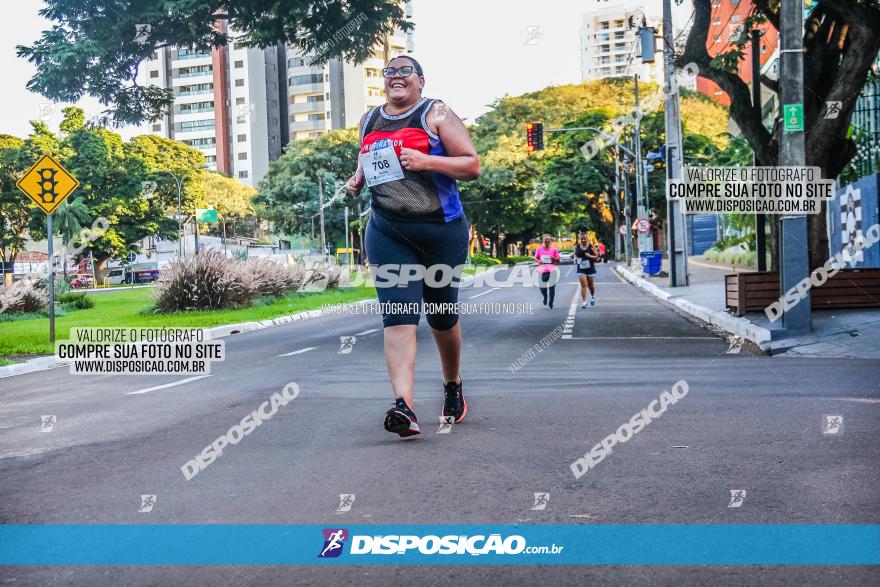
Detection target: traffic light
<box><xmin>526</xmin><ymin>122</ymin><xmax>544</xmax><ymax>152</ymax></box>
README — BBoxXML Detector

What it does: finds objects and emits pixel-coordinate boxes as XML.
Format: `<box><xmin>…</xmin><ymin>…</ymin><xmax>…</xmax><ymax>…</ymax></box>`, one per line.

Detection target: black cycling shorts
<box><xmin>365</xmin><ymin>210</ymin><xmax>469</xmax><ymax>329</ymax></box>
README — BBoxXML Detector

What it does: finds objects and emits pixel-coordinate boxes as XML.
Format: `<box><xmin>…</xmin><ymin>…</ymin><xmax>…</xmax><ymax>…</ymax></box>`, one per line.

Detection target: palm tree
<box><xmin>53</xmin><ymin>197</ymin><xmax>91</xmax><ymax>277</ymax></box>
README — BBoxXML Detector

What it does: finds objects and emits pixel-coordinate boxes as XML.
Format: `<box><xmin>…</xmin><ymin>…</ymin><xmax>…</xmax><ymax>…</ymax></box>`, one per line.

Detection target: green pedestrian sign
<box><xmin>195</xmin><ymin>208</ymin><xmax>218</xmax><ymax>223</ymax></box>
<box><xmin>783</xmin><ymin>103</ymin><xmax>804</xmax><ymax>132</ymax></box>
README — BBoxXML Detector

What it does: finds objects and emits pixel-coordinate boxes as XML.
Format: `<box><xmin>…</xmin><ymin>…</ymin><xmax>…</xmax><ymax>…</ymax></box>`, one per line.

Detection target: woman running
<box><xmin>574</xmin><ymin>233</ymin><xmax>599</xmax><ymax>307</ymax></box>
<box><xmin>347</xmin><ymin>56</ymin><xmax>480</xmax><ymax>438</ymax></box>
<box><xmin>533</xmin><ymin>234</ymin><xmax>560</xmax><ymax>309</ymax></box>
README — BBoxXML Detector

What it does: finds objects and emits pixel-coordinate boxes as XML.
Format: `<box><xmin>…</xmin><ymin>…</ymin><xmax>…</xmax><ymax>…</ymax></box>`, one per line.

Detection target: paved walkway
<box><xmin>618</xmin><ymin>256</ymin><xmax>880</xmax><ymax>359</ymax></box>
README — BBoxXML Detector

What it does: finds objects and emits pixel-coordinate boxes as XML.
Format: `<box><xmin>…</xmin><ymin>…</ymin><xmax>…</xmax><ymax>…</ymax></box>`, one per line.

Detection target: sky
<box><xmin>0</xmin><ymin>1</ymin><xmax>691</xmax><ymax>137</ymax></box>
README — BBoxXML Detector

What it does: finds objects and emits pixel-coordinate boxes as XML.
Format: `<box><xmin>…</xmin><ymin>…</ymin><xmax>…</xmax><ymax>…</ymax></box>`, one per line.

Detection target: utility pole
<box><xmin>47</xmin><ymin>214</ymin><xmax>55</xmax><ymax>342</ymax></box>
<box><xmin>318</xmin><ymin>176</ymin><xmax>326</xmax><ymax>260</ymax></box>
<box><xmin>663</xmin><ymin>0</ymin><xmax>688</xmax><ymax>286</ymax></box>
<box><xmin>778</xmin><ymin>0</ymin><xmax>811</xmax><ymax>334</ymax></box>
<box><xmin>357</xmin><ymin>201</ymin><xmax>365</xmax><ymax>264</ymax></box>
<box><xmin>634</xmin><ymin>74</ymin><xmax>651</xmax><ymax>253</ymax></box>
<box><xmin>751</xmin><ymin>29</ymin><xmax>767</xmax><ymax>272</ymax></box>
<box><xmin>621</xmin><ymin>153</ymin><xmax>633</xmax><ymax>265</ymax></box>
<box><xmin>344</xmin><ymin>205</ymin><xmax>350</xmax><ymax>269</ymax></box>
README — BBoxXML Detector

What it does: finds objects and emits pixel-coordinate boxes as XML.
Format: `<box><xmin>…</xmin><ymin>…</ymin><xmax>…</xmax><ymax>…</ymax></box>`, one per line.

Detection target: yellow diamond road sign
<box><xmin>16</xmin><ymin>154</ymin><xmax>80</xmax><ymax>214</ymax></box>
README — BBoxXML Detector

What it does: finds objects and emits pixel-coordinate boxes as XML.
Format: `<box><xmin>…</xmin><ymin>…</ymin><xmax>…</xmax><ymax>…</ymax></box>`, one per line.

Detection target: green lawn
<box><xmin>0</xmin><ymin>286</ymin><xmax>376</xmax><ymax>358</ymax></box>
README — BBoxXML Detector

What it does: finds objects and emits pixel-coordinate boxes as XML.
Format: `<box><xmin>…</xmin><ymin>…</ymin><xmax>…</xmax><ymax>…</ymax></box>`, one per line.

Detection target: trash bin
<box><xmin>639</xmin><ymin>251</ymin><xmax>663</xmax><ymax>275</ymax></box>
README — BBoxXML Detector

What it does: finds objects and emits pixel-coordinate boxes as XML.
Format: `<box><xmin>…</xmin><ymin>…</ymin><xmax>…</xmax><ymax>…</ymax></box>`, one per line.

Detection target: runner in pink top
<box><xmin>534</xmin><ymin>234</ymin><xmax>560</xmax><ymax>308</ymax></box>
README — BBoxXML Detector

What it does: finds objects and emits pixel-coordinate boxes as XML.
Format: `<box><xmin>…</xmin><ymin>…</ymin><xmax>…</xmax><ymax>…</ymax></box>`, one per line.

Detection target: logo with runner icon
<box><xmin>318</xmin><ymin>528</ymin><xmax>349</xmax><ymax>558</ymax></box>
<box><xmin>531</xmin><ymin>492</ymin><xmax>550</xmax><ymax>511</ymax></box>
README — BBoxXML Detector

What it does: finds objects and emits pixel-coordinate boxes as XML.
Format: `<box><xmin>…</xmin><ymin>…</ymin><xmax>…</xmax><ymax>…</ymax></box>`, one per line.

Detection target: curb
<box><xmin>614</xmin><ymin>264</ymin><xmax>772</xmax><ymax>347</ymax></box>
<box><xmin>0</xmin><ymin>269</ymin><xmax>493</xmax><ymax>380</ymax></box>
<box><xmin>0</xmin><ymin>297</ymin><xmax>377</xmax><ymax>380</ymax></box>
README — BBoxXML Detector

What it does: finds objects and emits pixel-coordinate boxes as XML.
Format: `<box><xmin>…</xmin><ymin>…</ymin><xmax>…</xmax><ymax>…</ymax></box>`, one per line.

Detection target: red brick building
<box><xmin>696</xmin><ymin>0</ymin><xmax>778</xmax><ymax>106</ymax></box>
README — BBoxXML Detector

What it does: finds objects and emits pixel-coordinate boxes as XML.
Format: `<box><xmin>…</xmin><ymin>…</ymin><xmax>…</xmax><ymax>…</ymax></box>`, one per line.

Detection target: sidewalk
<box><xmin>615</xmin><ymin>256</ymin><xmax>880</xmax><ymax>358</ymax></box>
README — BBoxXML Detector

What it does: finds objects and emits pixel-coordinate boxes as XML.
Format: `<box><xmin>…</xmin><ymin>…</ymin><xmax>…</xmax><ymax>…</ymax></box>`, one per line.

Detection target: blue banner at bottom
<box><xmin>1</xmin><ymin>524</ymin><xmax>878</xmax><ymax>565</ymax></box>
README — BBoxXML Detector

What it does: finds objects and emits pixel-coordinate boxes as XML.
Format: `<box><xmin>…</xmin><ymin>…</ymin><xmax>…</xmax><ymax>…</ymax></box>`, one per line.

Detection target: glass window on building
<box><xmin>239</xmin><ymin>171</ymin><xmax>248</xmax><ymax>179</ymax></box>
<box><xmin>290</xmin><ymin>74</ymin><xmax>324</xmax><ymax>85</ymax></box>
<box><xmin>180</xmin><ymin>119</ymin><xmax>215</xmax><ymax>132</ymax></box>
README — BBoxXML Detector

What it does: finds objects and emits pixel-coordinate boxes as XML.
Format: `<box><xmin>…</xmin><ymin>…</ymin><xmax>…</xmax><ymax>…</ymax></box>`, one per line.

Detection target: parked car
<box><xmin>559</xmin><ymin>251</ymin><xmax>575</xmax><ymax>264</ymax></box>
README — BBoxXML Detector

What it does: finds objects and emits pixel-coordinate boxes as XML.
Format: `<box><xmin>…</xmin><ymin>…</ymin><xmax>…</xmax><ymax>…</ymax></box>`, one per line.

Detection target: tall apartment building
<box><xmin>286</xmin><ymin>0</ymin><xmax>414</xmax><ymax>140</ymax></box>
<box><xmin>696</xmin><ymin>0</ymin><xmax>778</xmax><ymax>107</ymax></box>
<box><xmin>139</xmin><ymin>2</ymin><xmax>413</xmax><ymax>182</ymax></box>
<box><xmin>579</xmin><ymin>0</ymin><xmax>664</xmax><ymax>84</ymax></box>
<box><xmin>137</xmin><ymin>22</ymin><xmax>284</xmax><ymax>186</ymax></box>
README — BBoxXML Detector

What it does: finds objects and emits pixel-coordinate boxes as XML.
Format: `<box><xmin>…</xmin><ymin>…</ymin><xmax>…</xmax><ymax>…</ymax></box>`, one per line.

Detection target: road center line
<box><xmin>125</xmin><ymin>375</ymin><xmax>212</xmax><ymax>395</ymax></box>
<box><xmin>355</xmin><ymin>328</ymin><xmax>379</xmax><ymax>336</ymax></box>
<box><xmin>277</xmin><ymin>346</ymin><xmax>317</xmax><ymax>357</ymax></box>
<box><xmin>469</xmin><ymin>288</ymin><xmax>499</xmax><ymax>299</ymax></box>
<box><xmin>563</xmin><ymin>336</ymin><xmax>718</xmax><ymax>340</ymax></box>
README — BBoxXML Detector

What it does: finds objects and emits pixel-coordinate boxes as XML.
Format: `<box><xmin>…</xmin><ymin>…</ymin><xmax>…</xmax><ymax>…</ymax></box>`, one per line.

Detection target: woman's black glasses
<box><xmin>382</xmin><ymin>66</ymin><xmax>415</xmax><ymax>78</ymax></box>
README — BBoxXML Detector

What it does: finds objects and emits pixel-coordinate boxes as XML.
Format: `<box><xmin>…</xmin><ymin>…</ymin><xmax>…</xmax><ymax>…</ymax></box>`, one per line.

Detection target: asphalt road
<box><xmin>1</xmin><ymin>263</ymin><xmax>878</xmax><ymax>585</ymax></box>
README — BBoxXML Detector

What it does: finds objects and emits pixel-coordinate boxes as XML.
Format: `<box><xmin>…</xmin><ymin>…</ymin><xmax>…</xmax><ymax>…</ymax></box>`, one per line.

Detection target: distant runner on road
<box><xmin>534</xmin><ymin>234</ymin><xmax>560</xmax><ymax>309</ymax></box>
<box><xmin>347</xmin><ymin>55</ymin><xmax>481</xmax><ymax>439</ymax></box>
<box><xmin>574</xmin><ymin>233</ymin><xmax>599</xmax><ymax>307</ymax></box>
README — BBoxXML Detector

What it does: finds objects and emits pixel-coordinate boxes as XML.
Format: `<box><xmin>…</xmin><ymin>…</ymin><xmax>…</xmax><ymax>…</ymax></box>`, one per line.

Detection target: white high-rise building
<box><xmin>286</xmin><ymin>1</ymin><xmax>413</xmax><ymax>140</ymax></box>
<box><xmin>138</xmin><ymin>1</ymin><xmax>414</xmax><ymax>181</ymax></box>
<box><xmin>579</xmin><ymin>0</ymin><xmax>664</xmax><ymax>84</ymax></box>
<box><xmin>137</xmin><ymin>33</ymin><xmax>284</xmax><ymax>186</ymax></box>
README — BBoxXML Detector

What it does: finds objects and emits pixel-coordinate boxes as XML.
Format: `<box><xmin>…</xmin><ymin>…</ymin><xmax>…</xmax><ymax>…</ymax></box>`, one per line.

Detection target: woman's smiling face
<box><xmin>384</xmin><ymin>57</ymin><xmax>423</xmax><ymax>103</ymax></box>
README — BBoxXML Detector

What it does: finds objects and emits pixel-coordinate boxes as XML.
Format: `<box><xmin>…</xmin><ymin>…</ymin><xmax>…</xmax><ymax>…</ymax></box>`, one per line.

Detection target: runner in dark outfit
<box><xmin>574</xmin><ymin>233</ymin><xmax>599</xmax><ymax>308</ymax></box>
<box><xmin>347</xmin><ymin>56</ymin><xmax>481</xmax><ymax>438</ymax></box>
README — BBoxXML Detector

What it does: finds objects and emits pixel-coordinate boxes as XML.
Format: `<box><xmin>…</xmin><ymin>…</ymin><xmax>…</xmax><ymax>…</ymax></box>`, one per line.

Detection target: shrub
<box><xmin>470</xmin><ymin>252</ymin><xmax>501</xmax><ymax>265</ymax></box>
<box><xmin>153</xmin><ymin>251</ymin><xmax>255</xmax><ymax>313</ymax></box>
<box><xmin>57</xmin><ymin>292</ymin><xmax>95</xmax><ymax>310</ymax></box>
<box><xmin>152</xmin><ymin>252</ymin><xmax>346</xmax><ymax>313</ymax></box>
<box><xmin>246</xmin><ymin>257</ymin><xmax>307</xmax><ymax>297</ymax></box>
<box><xmin>298</xmin><ymin>260</ymin><xmax>345</xmax><ymax>292</ymax></box>
<box><xmin>0</xmin><ymin>279</ymin><xmax>48</xmax><ymax>314</ymax></box>
<box><xmin>502</xmin><ymin>255</ymin><xmax>536</xmax><ymax>266</ymax></box>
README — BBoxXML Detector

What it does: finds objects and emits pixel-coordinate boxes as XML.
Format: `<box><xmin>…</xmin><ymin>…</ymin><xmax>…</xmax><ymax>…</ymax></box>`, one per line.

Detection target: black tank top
<box><xmin>360</xmin><ymin>97</ymin><xmax>463</xmax><ymax>223</ymax></box>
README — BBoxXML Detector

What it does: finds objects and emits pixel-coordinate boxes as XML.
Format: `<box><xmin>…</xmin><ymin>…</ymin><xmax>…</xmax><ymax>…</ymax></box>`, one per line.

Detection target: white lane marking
<box><xmin>469</xmin><ymin>288</ymin><xmax>499</xmax><ymax>299</ymax></box>
<box><xmin>563</xmin><ymin>336</ymin><xmax>718</xmax><ymax>340</ymax></box>
<box><xmin>563</xmin><ymin>286</ymin><xmax>580</xmax><ymax>336</ymax></box>
<box><xmin>126</xmin><ymin>375</ymin><xmax>212</xmax><ymax>395</ymax></box>
<box><xmin>355</xmin><ymin>328</ymin><xmax>379</xmax><ymax>336</ymax></box>
<box><xmin>831</xmin><ymin>397</ymin><xmax>880</xmax><ymax>404</ymax></box>
<box><xmin>277</xmin><ymin>346</ymin><xmax>317</xmax><ymax>357</ymax></box>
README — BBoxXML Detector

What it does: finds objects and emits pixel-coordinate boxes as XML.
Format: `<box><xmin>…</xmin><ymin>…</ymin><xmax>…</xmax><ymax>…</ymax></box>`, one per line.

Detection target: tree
<box><xmin>466</xmin><ymin>79</ymin><xmax>729</xmax><ymax>255</ymax></box>
<box><xmin>678</xmin><ymin>0</ymin><xmax>880</xmax><ymax>268</ymax></box>
<box><xmin>17</xmin><ymin>0</ymin><xmax>409</xmax><ymax>125</ymax></box>
<box><xmin>0</xmin><ymin>134</ymin><xmax>28</xmax><ymax>281</ymax></box>
<box><xmin>53</xmin><ymin>197</ymin><xmax>91</xmax><ymax>275</ymax></box>
<box><xmin>59</xmin><ymin>110</ymin><xmax>203</xmax><ymax>272</ymax></box>
<box><xmin>256</xmin><ymin>129</ymin><xmax>364</xmax><ymax>246</ymax></box>
<box><xmin>198</xmin><ymin>172</ymin><xmax>258</xmax><ymax>237</ymax></box>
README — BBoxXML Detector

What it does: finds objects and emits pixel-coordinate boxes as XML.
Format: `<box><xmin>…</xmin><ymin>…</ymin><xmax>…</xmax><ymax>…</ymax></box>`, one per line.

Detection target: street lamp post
<box><xmin>158</xmin><ymin>170</ymin><xmax>184</xmax><ymax>258</ymax></box>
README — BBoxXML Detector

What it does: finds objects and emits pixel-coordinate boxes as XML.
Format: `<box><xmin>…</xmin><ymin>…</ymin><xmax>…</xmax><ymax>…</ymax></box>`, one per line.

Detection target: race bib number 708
<box><xmin>360</xmin><ymin>146</ymin><xmax>405</xmax><ymax>187</ymax></box>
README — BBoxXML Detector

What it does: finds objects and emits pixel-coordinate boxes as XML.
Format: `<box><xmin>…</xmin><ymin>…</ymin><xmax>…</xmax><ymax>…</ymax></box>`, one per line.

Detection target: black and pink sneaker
<box><xmin>384</xmin><ymin>398</ymin><xmax>421</xmax><ymax>438</ymax></box>
<box><xmin>441</xmin><ymin>379</ymin><xmax>468</xmax><ymax>423</ymax></box>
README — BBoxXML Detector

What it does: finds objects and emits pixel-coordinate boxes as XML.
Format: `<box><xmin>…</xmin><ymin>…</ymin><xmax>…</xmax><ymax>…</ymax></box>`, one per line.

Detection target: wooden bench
<box><xmin>725</xmin><ymin>268</ymin><xmax>880</xmax><ymax>316</ymax></box>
